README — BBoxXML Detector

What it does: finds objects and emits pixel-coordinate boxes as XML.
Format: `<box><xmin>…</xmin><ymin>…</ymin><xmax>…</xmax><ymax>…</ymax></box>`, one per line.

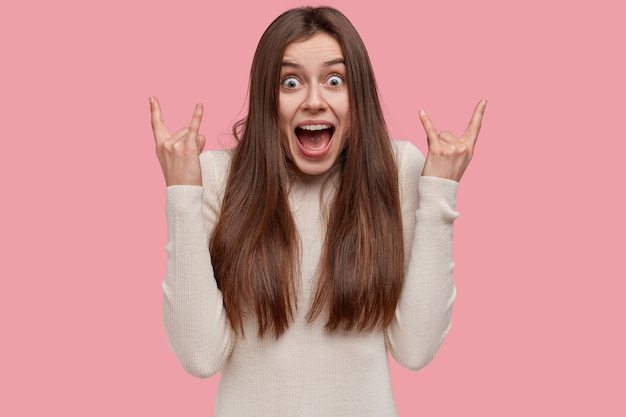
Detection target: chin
<box><xmin>292</xmin><ymin>159</ymin><xmax>336</xmax><ymax>176</ymax></box>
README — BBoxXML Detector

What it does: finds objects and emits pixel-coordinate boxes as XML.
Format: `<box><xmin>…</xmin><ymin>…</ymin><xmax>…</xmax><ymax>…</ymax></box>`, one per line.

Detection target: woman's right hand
<box><xmin>150</xmin><ymin>97</ymin><xmax>206</xmax><ymax>186</ymax></box>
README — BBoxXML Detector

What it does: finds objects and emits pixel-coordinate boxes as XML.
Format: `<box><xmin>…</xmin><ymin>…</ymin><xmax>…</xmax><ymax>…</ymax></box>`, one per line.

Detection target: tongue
<box><xmin>297</xmin><ymin>129</ymin><xmax>331</xmax><ymax>151</ymax></box>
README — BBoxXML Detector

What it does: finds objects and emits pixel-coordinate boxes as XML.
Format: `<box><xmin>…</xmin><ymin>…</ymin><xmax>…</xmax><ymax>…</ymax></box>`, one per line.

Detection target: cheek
<box><xmin>341</xmin><ymin>96</ymin><xmax>350</xmax><ymax>120</ymax></box>
<box><xmin>331</xmin><ymin>93</ymin><xmax>350</xmax><ymax>124</ymax></box>
<box><xmin>278</xmin><ymin>94</ymin><xmax>296</xmax><ymax>121</ymax></box>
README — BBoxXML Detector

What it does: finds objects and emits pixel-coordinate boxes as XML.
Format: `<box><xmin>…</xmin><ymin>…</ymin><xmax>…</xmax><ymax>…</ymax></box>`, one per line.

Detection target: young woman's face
<box><xmin>278</xmin><ymin>32</ymin><xmax>350</xmax><ymax>176</ymax></box>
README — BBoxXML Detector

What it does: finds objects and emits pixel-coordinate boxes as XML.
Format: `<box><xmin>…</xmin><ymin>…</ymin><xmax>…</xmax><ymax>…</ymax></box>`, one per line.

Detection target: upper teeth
<box><xmin>299</xmin><ymin>124</ymin><xmax>331</xmax><ymax>131</ymax></box>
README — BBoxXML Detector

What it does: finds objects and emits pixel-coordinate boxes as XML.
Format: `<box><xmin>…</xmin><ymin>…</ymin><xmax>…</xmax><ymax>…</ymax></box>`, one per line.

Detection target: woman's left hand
<box><xmin>419</xmin><ymin>99</ymin><xmax>487</xmax><ymax>182</ymax></box>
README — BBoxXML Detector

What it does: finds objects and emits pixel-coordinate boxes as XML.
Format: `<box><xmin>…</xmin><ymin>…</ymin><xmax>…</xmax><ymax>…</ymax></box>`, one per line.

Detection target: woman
<box><xmin>150</xmin><ymin>6</ymin><xmax>485</xmax><ymax>416</ymax></box>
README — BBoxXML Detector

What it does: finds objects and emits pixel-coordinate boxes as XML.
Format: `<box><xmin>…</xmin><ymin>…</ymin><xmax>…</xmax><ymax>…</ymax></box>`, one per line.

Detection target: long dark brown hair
<box><xmin>210</xmin><ymin>6</ymin><xmax>404</xmax><ymax>338</ymax></box>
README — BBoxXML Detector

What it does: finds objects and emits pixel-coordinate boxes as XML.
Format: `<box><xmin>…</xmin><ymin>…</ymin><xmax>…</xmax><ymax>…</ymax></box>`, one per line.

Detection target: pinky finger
<box><xmin>188</xmin><ymin>103</ymin><xmax>204</xmax><ymax>137</ymax></box>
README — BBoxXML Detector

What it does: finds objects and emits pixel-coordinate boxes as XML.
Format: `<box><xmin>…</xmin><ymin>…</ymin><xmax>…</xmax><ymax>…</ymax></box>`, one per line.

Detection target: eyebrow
<box><xmin>281</xmin><ymin>58</ymin><xmax>345</xmax><ymax>69</ymax></box>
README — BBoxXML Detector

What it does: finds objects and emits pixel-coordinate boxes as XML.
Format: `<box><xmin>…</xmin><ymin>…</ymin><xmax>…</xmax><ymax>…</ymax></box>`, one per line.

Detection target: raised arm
<box><xmin>386</xmin><ymin>100</ymin><xmax>486</xmax><ymax>370</ymax></box>
<box><xmin>151</xmin><ymin>97</ymin><xmax>235</xmax><ymax>377</ymax></box>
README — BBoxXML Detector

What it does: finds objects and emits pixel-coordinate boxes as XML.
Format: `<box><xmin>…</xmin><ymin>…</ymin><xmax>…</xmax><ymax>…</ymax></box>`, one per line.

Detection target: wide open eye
<box><xmin>326</xmin><ymin>75</ymin><xmax>344</xmax><ymax>87</ymax></box>
<box><xmin>281</xmin><ymin>77</ymin><xmax>301</xmax><ymax>89</ymax></box>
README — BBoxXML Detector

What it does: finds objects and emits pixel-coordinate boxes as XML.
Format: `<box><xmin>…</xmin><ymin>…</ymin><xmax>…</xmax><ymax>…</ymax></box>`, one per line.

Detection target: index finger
<box><xmin>149</xmin><ymin>96</ymin><xmax>170</xmax><ymax>143</ymax></box>
<box><xmin>462</xmin><ymin>99</ymin><xmax>487</xmax><ymax>146</ymax></box>
<box><xmin>419</xmin><ymin>109</ymin><xmax>441</xmax><ymax>150</ymax></box>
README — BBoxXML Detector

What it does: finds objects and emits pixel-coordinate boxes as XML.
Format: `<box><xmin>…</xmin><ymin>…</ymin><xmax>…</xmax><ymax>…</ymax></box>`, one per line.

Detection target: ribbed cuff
<box><xmin>417</xmin><ymin>176</ymin><xmax>459</xmax><ymax>222</ymax></box>
<box><xmin>165</xmin><ymin>185</ymin><xmax>204</xmax><ymax>217</ymax></box>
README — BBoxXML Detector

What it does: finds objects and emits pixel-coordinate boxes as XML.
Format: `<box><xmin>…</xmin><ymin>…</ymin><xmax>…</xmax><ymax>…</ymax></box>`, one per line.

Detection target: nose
<box><xmin>302</xmin><ymin>84</ymin><xmax>326</xmax><ymax>112</ymax></box>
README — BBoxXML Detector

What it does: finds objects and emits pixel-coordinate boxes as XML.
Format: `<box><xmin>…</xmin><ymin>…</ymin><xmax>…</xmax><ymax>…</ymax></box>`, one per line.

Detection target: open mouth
<box><xmin>295</xmin><ymin>124</ymin><xmax>334</xmax><ymax>157</ymax></box>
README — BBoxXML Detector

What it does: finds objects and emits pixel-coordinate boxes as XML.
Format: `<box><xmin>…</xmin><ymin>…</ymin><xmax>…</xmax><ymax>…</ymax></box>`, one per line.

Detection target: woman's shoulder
<box><xmin>200</xmin><ymin>147</ymin><xmax>234</xmax><ymax>173</ymax></box>
<box><xmin>199</xmin><ymin>148</ymin><xmax>235</xmax><ymax>190</ymax></box>
<box><xmin>390</xmin><ymin>140</ymin><xmax>425</xmax><ymax>176</ymax></box>
<box><xmin>200</xmin><ymin>147</ymin><xmax>234</xmax><ymax>167</ymax></box>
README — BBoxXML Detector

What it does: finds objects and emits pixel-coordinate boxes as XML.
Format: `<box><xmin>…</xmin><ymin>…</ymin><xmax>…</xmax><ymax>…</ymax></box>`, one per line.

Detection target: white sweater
<box><xmin>162</xmin><ymin>140</ymin><xmax>459</xmax><ymax>416</ymax></box>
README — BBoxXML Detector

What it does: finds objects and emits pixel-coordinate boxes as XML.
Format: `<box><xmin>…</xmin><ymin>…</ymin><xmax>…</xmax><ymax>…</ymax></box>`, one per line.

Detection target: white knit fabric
<box><xmin>162</xmin><ymin>141</ymin><xmax>458</xmax><ymax>416</ymax></box>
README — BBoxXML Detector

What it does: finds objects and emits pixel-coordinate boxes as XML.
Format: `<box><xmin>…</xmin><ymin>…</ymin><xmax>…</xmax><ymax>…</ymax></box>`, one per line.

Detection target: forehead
<box><xmin>282</xmin><ymin>32</ymin><xmax>344</xmax><ymax>62</ymax></box>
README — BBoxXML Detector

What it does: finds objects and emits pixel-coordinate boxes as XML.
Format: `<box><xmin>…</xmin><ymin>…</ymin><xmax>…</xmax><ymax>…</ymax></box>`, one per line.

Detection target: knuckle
<box><xmin>172</xmin><ymin>140</ymin><xmax>184</xmax><ymax>151</ymax></box>
<box><xmin>163</xmin><ymin>140</ymin><xmax>175</xmax><ymax>152</ymax></box>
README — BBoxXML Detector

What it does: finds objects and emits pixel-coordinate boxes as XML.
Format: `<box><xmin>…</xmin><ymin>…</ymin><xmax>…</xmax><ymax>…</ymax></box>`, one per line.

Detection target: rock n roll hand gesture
<box><xmin>419</xmin><ymin>99</ymin><xmax>487</xmax><ymax>182</ymax></box>
<box><xmin>150</xmin><ymin>97</ymin><xmax>206</xmax><ymax>186</ymax></box>
<box><xmin>149</xmin><ymin>97</ymin><xmax>486</xmax><ymax>185</ymax></box>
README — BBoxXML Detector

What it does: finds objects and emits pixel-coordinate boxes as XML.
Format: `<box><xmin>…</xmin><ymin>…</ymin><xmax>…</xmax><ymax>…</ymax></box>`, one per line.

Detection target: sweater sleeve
<box><xmin>385</xmin><ymin>141</ymin><xmax>459</xmax><ymax>371</ymax></box>
<box><xmin>161</xmin><ymin>151</ymin><xmax>235</xmax><ymax>378</ymax></box>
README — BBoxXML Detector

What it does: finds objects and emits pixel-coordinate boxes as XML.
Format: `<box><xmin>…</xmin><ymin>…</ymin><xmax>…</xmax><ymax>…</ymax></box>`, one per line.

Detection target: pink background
<box><xmin>2</xmin><ymin>0</ymin><xmax>624</xmax><ymax>415</ymax></box>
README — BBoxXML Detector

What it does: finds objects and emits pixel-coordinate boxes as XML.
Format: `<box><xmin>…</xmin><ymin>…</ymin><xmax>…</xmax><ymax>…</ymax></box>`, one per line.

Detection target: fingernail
<box><xmin>482</xmin><ymin>99</ymin><xmax>487</xmax><ymax>108</ymax></box>
<box><xmin>419</xmin><ymin>109</ymin><xmax>426</xmax><ymax>117</ymax></box>
<box><xmin>149</xmin><ymin>96</ymin><xmax>155</xmax><ymax>104</ymax></box>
